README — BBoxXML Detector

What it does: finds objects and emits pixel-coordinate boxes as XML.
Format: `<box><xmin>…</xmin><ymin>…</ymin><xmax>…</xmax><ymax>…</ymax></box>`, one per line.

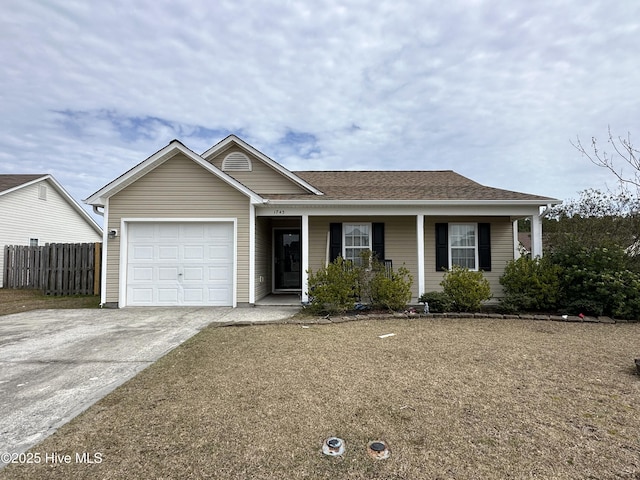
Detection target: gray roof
<box><xmin>0</xmin><ymin>174</ymin><xmax>47</xmax><ymax>194</ymax></box>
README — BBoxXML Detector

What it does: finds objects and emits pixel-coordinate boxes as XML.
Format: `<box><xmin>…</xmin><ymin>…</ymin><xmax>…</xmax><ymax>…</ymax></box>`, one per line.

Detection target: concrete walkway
<box><xmin>0</xmin><ymin>306</ymin><xmax>299</xmax><ymax>465</ymax></box>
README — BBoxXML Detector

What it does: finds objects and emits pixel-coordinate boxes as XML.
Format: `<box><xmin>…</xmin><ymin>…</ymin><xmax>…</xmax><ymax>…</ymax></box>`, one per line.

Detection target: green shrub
<box><xmin>440</xmin><ymin>266</ymin><xmax>491</xmax><ymax>312</ymax></box>
<box><xmin>418</xmin><ymin>291</ymin><xmax>453</xmax><ymax>313</ymax></box>
<box><xmin>499</xmin><ymin>256</ymin><xmax>561</xmax><ymax>311</ymax></box>
<box><xmin>496</xmin><ymin>293</ymin><xmax>536</xmax><ymax>314</ymax></box>
<box><xmin>368</xmin><ymin>264</ymin><xmax>413</xmax><ymax>311</ymax></box>
<box><xmin>550</xmin><ymin>242</ymin><xmax>640</xmax><ymax>319</ymax></box>
<box><xmin>306</xmin><ymin>257</ymin><xmax>360</xmax><ymax>314</ymax></box>
<box><xmin>306</xmin><ymin>254</ymin><xmax>414</xmax><ymax>314</ymax></box>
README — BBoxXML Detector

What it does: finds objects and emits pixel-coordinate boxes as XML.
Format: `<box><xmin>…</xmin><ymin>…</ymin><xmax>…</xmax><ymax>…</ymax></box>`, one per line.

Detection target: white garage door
<box><xmin>126</xmin><ymin>222</ymin><xmax>234</xmax><ymax>306</ymax></box>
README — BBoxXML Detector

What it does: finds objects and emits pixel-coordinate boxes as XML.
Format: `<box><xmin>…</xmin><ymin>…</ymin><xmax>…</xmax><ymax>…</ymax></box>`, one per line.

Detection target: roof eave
<box><xmin>265</xmin><ymin>198</ymin><xmax>561</xmax><ymax>207</ymax></box>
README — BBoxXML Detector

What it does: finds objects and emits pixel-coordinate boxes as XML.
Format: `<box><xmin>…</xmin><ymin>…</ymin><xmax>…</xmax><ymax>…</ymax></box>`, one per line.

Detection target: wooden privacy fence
<box><xmin>3</xmin><ymin>242</ymin><xmax>101</xmax><ymax>295</ymax></box>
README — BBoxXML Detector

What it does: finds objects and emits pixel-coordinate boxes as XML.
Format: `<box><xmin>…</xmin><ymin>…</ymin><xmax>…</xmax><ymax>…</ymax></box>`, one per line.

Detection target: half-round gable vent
<box><xmin>222</xmin><ymin>152</ymin><xmax>252</xmax><ymax>172</ymax></box>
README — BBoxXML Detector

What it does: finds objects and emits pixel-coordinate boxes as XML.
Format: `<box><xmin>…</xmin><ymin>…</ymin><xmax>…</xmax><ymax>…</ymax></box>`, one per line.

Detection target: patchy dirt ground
<box><xmin>2</xmin><ymin>318</ymin><xmax>639</xmax><ymax>479</ymax></box>
<box><xmin>0</xmin><ymin>289</ymin><xmax>99</xmax><ymax>316</ymax></box>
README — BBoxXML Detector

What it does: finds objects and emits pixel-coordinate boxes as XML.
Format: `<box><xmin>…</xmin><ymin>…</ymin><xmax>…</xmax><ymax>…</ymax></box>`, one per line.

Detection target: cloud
<box><xmin>1</xmin><ymin>0</ymin><xmax>639</xmax><ymax>223</ymax></box>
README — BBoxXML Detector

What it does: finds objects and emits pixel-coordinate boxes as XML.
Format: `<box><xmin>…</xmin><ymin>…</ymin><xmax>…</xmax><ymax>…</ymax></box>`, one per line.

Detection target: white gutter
<box><xmin>264</xmin><ymin>198</ymin><xmax>561</xmax><ymax>207</ymax></box>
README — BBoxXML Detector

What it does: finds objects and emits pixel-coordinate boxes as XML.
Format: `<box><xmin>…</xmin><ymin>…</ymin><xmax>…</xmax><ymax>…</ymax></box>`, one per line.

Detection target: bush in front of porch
<box><xmin>306</xmin><ymin>254</ymin><xmax>413</xmax><ymax>314</ymax></box>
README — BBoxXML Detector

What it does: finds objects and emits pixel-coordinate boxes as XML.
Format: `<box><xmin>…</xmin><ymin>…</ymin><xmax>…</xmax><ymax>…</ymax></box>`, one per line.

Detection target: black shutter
<box><xmin>329</xmin><ymin>223</ymin><xmax>342</xmax><ymax>262</ymax></box>
<box><xmin>435</xmin><ymin>223</ymin><xmax>448</xmax><ymax>271</ymax></box>
<box><xmin>372</xmin><ymin>223</ymin><xmax>385</xmax><ymax>261</ymax></box>
<box><xmin>478</xmin><ymin>223</ymin><xmax>491</xmax><ymax>271</ymax></box>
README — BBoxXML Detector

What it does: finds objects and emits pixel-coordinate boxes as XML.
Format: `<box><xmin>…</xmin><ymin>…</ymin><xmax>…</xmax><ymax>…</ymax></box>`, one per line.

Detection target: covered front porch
<box><xmin>251</xmin><ymin>207</ymin><xmax>545</xmax><ymax>306</ymax></box>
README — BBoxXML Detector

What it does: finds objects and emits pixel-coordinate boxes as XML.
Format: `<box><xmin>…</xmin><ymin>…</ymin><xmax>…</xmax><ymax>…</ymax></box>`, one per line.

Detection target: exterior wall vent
<box><xmin>222</xmin><ymin>152</ymin><xmax>252</xmax><ymax>172</ymax></box>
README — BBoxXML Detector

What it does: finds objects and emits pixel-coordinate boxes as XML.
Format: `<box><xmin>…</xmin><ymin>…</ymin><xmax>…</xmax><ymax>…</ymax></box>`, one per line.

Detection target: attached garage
<box><xmin>125</xmin><ymin>221</ymin><xmax>235</xmax><ymax>306</ymax></box>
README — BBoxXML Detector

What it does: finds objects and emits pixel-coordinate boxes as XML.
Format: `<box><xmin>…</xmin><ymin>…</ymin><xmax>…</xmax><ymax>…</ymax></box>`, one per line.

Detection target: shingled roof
<box><xmin>0</xmin><ymin>174</ymin><xmax>47</xmax><ymax>194</ymax></box>
<box><xmin>261</xmin><ymin>170</ymin><xmax>556</xmax><ymax>202</ymax></box>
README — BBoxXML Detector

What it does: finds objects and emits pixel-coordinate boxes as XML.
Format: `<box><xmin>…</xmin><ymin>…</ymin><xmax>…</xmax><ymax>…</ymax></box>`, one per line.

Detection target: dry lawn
<box><xmin>0</xmin><ymin>289</ymin><xmax>99</xmax><ymax>316</ymax></box>
<box><xmin>2</xmin><ymin>317</ymin><xmax>639</xmax><ymax>479</ymax></box>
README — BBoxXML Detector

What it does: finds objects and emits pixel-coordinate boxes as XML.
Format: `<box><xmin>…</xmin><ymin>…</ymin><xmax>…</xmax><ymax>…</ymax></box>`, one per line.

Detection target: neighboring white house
<box><xmin>0</xmin><ymin>174</ymin><xmax>103</xmax><ymax>287</ymax></box>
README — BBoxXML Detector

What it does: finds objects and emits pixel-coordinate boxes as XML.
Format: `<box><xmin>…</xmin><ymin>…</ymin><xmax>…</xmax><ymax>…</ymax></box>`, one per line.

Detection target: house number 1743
<box><xmin>273</xmin><ymin>209</ymin><xmax>286</xmax><ymax>215</ymax></box>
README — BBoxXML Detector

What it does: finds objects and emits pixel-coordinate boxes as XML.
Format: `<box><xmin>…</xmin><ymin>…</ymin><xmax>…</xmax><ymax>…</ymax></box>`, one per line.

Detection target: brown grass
<box><xmin>2</xmin><ymin>318</ymin><xmax>640</xmax><ymax>479</ymax></box>
<box><xmin>0</xmin><ymin>289</ymin><xmax>99</xmax><ymax>316</ymax></box>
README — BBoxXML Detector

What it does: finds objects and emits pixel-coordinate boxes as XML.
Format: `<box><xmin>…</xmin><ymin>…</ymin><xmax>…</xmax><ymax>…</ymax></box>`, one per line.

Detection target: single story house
<box><xmin>1</xmin><ymin>174</ymin><xmax>103</xmax><ymax>287</ymax></box>
<box><xmin>84</xmin><ymin>135</ymin><xmax>559</xmax><ymax>308</ymax></box>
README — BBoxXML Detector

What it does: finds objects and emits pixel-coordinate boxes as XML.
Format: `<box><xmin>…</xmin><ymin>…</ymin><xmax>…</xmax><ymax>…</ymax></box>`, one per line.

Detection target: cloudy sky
<box><xmin>2</xmin><ymin>0</ymin><xmax>639</xmax><ymax>224</ymax></box>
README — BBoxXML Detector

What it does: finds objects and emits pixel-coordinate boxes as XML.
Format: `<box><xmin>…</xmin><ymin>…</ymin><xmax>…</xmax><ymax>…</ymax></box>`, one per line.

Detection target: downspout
<box><xmin>90</xmin><ymin>204</ymin><xmax>106</xmax><ymax>307</ymax></box>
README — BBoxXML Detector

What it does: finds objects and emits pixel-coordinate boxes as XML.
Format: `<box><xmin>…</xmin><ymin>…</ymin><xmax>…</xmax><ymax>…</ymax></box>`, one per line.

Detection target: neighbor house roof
<box><xmin>0</xmin><ymin>174</ymin><xmax>102</xmax><ymax>234</ymax></box>
<box><xmin>260</xmin><ymin>170</ymin><xmax>557</xmax><ymax>202</ymax></box>
<box><xmin>0</xmin><ymin>174</ymin><xmax>48</xmax><ymax>195</ymax></box>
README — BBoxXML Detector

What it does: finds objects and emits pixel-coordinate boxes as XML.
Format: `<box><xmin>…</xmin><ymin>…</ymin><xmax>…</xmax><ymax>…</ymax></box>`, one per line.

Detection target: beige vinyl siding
<box><xmin>308</xmin><ymin>216</ymin><xmax>420</xmax><ymax>300</ymax></box>
<box><xmin>423</xmin><ymin>217</ymin><xmax>514</xmax><ymax>298</ymax></box>
<box><xmin>0</xmin><ymin>180</ymin><xmax>102</xmax><ymax>287</ymax></box>
<box><xmin>255</xmin><ymin>217</ymin><xmax>272</xmax><ymax>300</ymax></box>
<box><xmin>105</xmin><ymin>153</ymin><xmax>250</xmax><ymax>304</ymax></box>
<box><xmin>208</xmin><ymin>146</ymin><xmax>309</xmax><ymax>195</ymax></box>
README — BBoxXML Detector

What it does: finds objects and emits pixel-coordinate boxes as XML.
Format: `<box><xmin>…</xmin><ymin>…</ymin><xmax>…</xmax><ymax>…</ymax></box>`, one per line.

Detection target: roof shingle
<box><xmin>262</xmin><ymin>171</ymin><xmax>557</xmax><ymax>201</ymax></box>
<box><xmin>0</xmin><ymin>174</ymin><xmax>47</xmax><ymax>194</ymax></box>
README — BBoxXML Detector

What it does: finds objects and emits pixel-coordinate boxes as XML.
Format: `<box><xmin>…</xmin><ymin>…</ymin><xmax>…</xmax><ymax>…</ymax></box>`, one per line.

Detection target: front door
<box><xmin>274</xmin><ymin>229</ymin><xmax>301</xmax><ymax>291</ymax></box>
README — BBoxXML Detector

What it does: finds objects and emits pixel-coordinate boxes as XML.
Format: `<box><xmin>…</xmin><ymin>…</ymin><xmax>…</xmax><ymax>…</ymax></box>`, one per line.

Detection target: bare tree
<box><xmin>571</xmin><ymin>127</ymin><xmax>640</xmax><ymax>194</ymax></box>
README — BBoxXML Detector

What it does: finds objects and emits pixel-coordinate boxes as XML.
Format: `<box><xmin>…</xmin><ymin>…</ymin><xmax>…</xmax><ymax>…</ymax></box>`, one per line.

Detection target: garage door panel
<box><xmin>159</xmin><ymin>246</ymin><xmax>179</xmax><ymax>260</ymax></box>
<box><xmin>158</xmin><ymin>288</ymin><xmax>179</xmax><ymax>303</ymax></box>
<box><xmin>130</xmin><ymin>223</ymin><xmax>155</xmax><ymax>240</ymax></box>
<box><xmin>183</xmin><ymin>266</ymin><xmax>204</xmax><ymax>281</ymax></box>
<box><xmin>130</xmin><ymin>288</ymin><xmax>153</xmax><ymax>303</ymax></box>
<box><xmin>183</xmin><ymin>289</ymin><xmax>204</xmax><ymax>303</ymax></box>
<box><xmin>182</xmin><ymin>224</ymin><xmax>206</xmax><ymax>239</ymax></box>
<box><xmin>132</xmin><ymin>245</ymin><xmax>154</xmax><ymax>260</ymax></box>
<box><xmin>184</xmin><ymin>245</ymin><xmax>205</xmax><ymax>260</ymax></box>
<box><xmin>131</xmin><ymin>267</ymin><xmax>153</xmax><ymax>281</ymax></box>
<box><xmin>158</xmin><ymin>267</ymin><xmax>179</xmax><ymax>281</ymax></box>
<box><xmin>127</xmin><ymin>222</ymin><xmax>234</xmax><ymax>306</ymax></box>
<box><xmin>208</xmin><ymin>245</ymin><xmax>232</xmax><ymax>260</ymax></box>
<box><xmin>209</xmin><ymin>287</ymin><xmax>232</xmax><ymax>303</ymax></box>
<box><xmin>208</xmin><ymin>265</ymin><xmax>232</xmax><ymax>281</ymax></box>
<box><xmin>158</xmin><ymin>224</ymin><xmax>180</xmax><ymax>239</ymax></box>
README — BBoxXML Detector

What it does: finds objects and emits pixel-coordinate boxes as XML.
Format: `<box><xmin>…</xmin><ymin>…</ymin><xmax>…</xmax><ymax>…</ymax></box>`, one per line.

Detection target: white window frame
<box><xmin>449</xmin><ymin>223</ymin><xmax>478</xmax><ymax>270</ymax></box>
<box><xmin>343</xmin><ymin>223</ymin><xmax>372</xmax><ymax>265</ymax></box>
<box><xmin>29</xmin><ymin>238</ymin><xmax>39</xmax><ymax>247</ymax></box>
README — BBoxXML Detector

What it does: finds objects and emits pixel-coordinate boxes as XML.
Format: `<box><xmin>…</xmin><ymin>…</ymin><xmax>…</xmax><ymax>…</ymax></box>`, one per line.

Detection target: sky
<box><xmin>1</xmin><ymin>0</ymin><xmax>639</xmax><ymax>226</ymax></box>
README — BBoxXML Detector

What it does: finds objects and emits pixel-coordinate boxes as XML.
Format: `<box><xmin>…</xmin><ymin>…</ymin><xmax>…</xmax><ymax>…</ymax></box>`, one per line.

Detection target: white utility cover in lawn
<box><xmin>126</xmin><ymin>222</ymin><xmax>234</xmax><ymax>306</ymax></box>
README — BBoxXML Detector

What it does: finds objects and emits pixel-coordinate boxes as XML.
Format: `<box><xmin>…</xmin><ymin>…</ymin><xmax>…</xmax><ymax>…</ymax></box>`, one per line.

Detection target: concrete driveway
<box><xmin>0</xmin><ymin>306</ymin><xmax>299</xmax><ymax>465</ymax></box>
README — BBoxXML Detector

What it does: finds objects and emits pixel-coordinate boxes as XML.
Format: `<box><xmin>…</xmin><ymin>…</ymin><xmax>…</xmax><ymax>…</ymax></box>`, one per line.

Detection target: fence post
<box><xmin>93</xmin><ymin>242</ymin><xmax>101</xmax><ymax>295</ymax></box>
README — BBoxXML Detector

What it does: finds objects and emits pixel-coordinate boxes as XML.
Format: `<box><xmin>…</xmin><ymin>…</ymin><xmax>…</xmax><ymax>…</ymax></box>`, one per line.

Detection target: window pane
<box><xmin>345</xmin><ymin>247</ymin><xmax>368</xmax><ymax>265</ymax></box>
<box><xmin>344</xmin><ymin>223</ymin><xmax>371</xmax><ymax>265</ymax></box>
<box><xmin>451</xmin><ymin>248</ymin><xmax>475</xmax><ymax>269</ymax></box>
<box><xmin>451</xmin><ymin>224</ymin><xmax>475</xmax><ymax>247</ymax></box>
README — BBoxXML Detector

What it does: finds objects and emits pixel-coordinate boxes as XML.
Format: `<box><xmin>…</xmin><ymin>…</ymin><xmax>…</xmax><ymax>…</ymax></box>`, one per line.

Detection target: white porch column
<box><xmin>531</xmin><ymin>212</ymin><xmax>543</xmax><ymax>258</ymax></box>
<box><xmin>513</xmin><ymin>219</ymin><xmax>521</xmax><ymax>260</ymax></box>
<box><xmin>416</xmin><ymin>214</ymin><xmax>425</xmax><ymax>300</ymax></box>
<box><xmin>301</xmin><ymin>214</ymin><xmax>309</xmax><ymax>303</ymax></box>
<box><xmin>249</xmin><ymin>204</ymin><xmax>255</xmax><ymax>304</ymax></box>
